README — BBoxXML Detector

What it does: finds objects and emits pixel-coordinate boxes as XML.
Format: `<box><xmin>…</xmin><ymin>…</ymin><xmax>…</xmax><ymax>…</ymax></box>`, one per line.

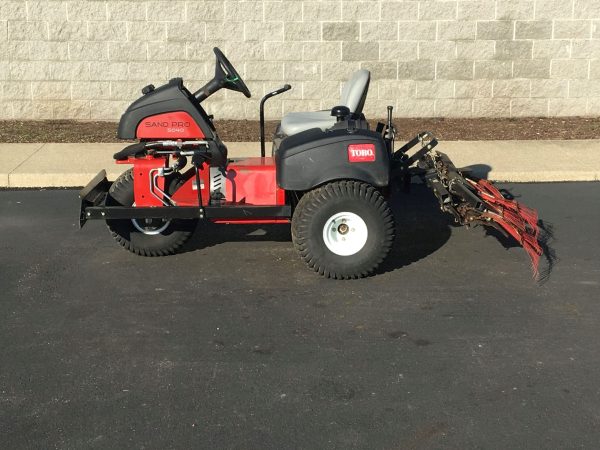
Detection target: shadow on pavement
<box><xmin>536</xmin><ymin>219</ymin><xmax>559</xmax><ymax>284</ymax></box>
<box><xmin>179</xmin><ymin>179</ymin><xmax>558</xmax><ymax>280</ymax></box>
<box><xmin>458</xmin><ymin>163</ymin><xmax>492</xmax><ymax>180</ymax></box>
<box><xmin>485</xmin><ymin>184</ymin><xmax>559</xmax><ymax>284</ymax></box>
<box><xmin>181</xmin><ymin>184</ymin><xmax>454</xmax><ymax>276</ymax></box>
<box><xmin>182</xmin><ymin>221</ymin><xmax>292</xmax><ymax>251</ymax></box>
<box><xmin>377</xmin><ymin>185</ymin><xmax>453</xmax><ymax>274</ymax></box>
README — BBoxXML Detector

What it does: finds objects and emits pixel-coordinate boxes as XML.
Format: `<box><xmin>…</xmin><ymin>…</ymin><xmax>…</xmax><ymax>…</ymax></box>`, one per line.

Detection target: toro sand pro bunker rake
<box><xmin>79</xmin><ymin>48</ymin><xmax>543</xmax><ymax>279</ymax></box>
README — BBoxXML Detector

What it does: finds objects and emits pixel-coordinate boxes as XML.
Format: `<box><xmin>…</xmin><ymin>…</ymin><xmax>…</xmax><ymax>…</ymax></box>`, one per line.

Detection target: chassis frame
<box><xmin>79</xmin><ymin>132</ymin><xmax>438</xmax><ymax>228</ymax></box>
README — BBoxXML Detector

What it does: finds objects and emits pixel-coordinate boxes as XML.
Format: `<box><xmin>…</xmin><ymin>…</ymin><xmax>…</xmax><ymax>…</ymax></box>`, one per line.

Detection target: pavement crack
<box><xmin>7</xmin><ymin>143</ymin><xmax>46</xmax><ymax>187</ymax></box>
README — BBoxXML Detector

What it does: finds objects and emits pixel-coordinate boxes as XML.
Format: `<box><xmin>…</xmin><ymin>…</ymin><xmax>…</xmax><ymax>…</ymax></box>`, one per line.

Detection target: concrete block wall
<box><xmin>1</xmin><ymin>0</ymin><xmax>600</xmax><ymax>121</ymax></box>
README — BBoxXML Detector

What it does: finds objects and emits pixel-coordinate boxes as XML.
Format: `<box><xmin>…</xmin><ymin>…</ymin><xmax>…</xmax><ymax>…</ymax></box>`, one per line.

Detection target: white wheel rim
<box><xmin>131</xmin><ymin>218</ymin><xmax>170</xmax><ymax>235</ymax></box>
<box><xmin>131</xmin><ymin>202</ymin><xmax>171</xmax><ymax>235</ymax></box>
<box><xmin>322</xmin><ymin>212</ymin><xmax>368</xmax><ymax>256</ymax></box>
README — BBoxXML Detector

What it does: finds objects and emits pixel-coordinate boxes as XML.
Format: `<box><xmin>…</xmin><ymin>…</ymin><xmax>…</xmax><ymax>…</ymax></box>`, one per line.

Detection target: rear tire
<box><xmin>105</xmin><ymin>169</ymin><xmax>196</xmax><ymax>256</ymax></box>
<box><xmin>291</xmin><ymin>180</ymin><xmax>395</xmax><ymax>279</ymax></box>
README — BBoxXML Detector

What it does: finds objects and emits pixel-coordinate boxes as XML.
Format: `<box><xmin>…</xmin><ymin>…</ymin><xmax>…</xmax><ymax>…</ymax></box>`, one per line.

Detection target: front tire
<box><xmin>291</xmin><ymin>181</ymin><xmax>395</xmax><ymax>279</ymax></box>
<box><xmin>105</xmin><ymin>169</ymin><xmax>196</xmax><ymax>256</ymax></box>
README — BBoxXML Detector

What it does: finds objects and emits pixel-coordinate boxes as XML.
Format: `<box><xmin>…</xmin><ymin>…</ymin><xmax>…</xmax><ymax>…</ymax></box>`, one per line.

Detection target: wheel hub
<box><xmin>337</xmin><ymin>223</ymin><xmax>349</xmax><ymax>234</ymax></box>
<box><xmin>322</xmin><ymin>212</ymin><xmax>368</xmax><ymax>256</ymax></box>
<box><xmin>130</xmin><ymin>202</ymin><xmax>171</xmax><ymax>235</ymax></box>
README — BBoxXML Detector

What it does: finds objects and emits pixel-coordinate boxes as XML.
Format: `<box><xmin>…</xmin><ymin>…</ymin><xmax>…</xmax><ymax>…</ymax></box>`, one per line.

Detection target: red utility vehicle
<box><xmin>79</xmin><ymin>48</ymin><xmax>542</xmax><ymax>279</ymax></box>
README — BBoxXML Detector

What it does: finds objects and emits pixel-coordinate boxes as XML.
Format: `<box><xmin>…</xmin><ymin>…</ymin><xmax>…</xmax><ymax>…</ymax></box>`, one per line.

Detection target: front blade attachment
<box><xmin>416</xmin><ymin>149</ymin><xmax>543</xmax><ymax>277</ymax></box>
<box><xmin>79</xmin><ymin>169</ymin><xmax>110</xmax><ymax>228</ymax></box>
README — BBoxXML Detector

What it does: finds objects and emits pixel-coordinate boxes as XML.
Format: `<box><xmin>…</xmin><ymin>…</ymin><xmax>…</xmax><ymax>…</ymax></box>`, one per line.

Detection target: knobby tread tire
<box><xmin>105</xmin><ymin>169</ymin><xmax>196</xmax><ymax>257</ymax></box>
<box><xmin>291</xmin><ymin>180</ymin><xmax>395</xmax><ymax>279</ymax></box>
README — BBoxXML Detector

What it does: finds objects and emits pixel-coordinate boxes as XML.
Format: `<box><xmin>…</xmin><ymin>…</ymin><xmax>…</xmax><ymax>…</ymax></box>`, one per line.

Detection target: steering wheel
<box><xmin>213</xmin><ymin>47</ymin><xmax>251</xmax><ymax>98</ymax></box>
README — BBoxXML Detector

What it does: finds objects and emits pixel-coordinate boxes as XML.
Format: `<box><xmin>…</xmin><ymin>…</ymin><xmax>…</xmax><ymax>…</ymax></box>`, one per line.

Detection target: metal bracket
<box><xmin>81</xmin><ymin>205</ymin><xmax>292</xmax><ymax>222</ymax></box>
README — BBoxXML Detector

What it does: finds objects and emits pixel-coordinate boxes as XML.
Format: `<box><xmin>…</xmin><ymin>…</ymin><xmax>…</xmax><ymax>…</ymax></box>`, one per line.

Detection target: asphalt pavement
<box><xmin>1</xmin><ymin>183</ymin><xmax>599</xmax><ymax>449</ymax></box>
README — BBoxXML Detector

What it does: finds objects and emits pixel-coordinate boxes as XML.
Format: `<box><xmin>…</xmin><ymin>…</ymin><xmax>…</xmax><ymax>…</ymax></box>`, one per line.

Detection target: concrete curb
<box><xmin>1</xmin><ymin>140</ymin><xmax>599</xmax><ymax>188</ymax></box>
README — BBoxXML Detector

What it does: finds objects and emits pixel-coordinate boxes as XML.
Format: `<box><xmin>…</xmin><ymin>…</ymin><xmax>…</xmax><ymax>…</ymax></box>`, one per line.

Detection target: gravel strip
<box><xmin>0</xmin><ymin>117</ymin><xmax>598</xmax><ymax>143</ymax></box>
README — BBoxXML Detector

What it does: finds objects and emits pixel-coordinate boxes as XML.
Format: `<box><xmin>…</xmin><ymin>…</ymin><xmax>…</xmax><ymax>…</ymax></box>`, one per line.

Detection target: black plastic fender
<box><xmin>275</xmin><ymin>128</ymin><xmax>389</xmax><ymax>191</ymax></box>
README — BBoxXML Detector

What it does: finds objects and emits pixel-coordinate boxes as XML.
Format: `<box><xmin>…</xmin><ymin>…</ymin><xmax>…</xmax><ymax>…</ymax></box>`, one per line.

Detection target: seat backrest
<box><xmin>340</xmin><ymin>69</ymin><xmax>370</xmax><ymax>114</ymax></box>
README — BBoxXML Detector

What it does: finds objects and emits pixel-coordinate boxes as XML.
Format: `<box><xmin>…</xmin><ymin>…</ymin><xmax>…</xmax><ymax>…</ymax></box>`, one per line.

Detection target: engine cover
<box><xmin>117</xmin><ymin>78</ymin><xmax>214</xmax><ymax>140</ymax></box>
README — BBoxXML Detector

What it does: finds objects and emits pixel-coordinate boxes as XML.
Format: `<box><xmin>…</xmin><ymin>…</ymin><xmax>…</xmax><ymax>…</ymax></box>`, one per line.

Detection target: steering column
<box><xmin>194</xmin><ymin>47</ymin><xmax>251</xmax><ymax>102</ymax></box>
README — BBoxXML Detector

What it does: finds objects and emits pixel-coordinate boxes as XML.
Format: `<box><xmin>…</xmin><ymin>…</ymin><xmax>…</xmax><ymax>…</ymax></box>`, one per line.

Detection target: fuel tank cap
<box><xmin>141</xmin><ymin>84</ymin><xmax>155</xmax><ymax>95</ymax></box>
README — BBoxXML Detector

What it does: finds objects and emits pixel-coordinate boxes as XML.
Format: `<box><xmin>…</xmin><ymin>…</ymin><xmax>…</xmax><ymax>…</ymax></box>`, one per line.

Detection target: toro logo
<box><xmin>348</xmin><ymin>143</ymin><xmax>376</xmax><ymax>162</ymax></box>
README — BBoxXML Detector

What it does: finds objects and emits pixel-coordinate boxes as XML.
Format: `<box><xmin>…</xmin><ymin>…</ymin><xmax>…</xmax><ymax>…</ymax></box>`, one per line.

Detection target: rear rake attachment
<box><xmin>395</xmin><ymin>132</ymin><xmax>543</xmax><ymax>277</ymax></box>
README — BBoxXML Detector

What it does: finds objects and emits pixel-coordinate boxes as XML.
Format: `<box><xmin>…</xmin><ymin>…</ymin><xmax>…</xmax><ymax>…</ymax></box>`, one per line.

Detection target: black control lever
<box><xmin>384</xmin><ymin>105</ymin><xmax>395</xmax><ymax>154</ymax></box>
<box><xmin>260</xmin><ymin>84</ymin><xmax>292</xmax><ymax>157</ymax></box>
